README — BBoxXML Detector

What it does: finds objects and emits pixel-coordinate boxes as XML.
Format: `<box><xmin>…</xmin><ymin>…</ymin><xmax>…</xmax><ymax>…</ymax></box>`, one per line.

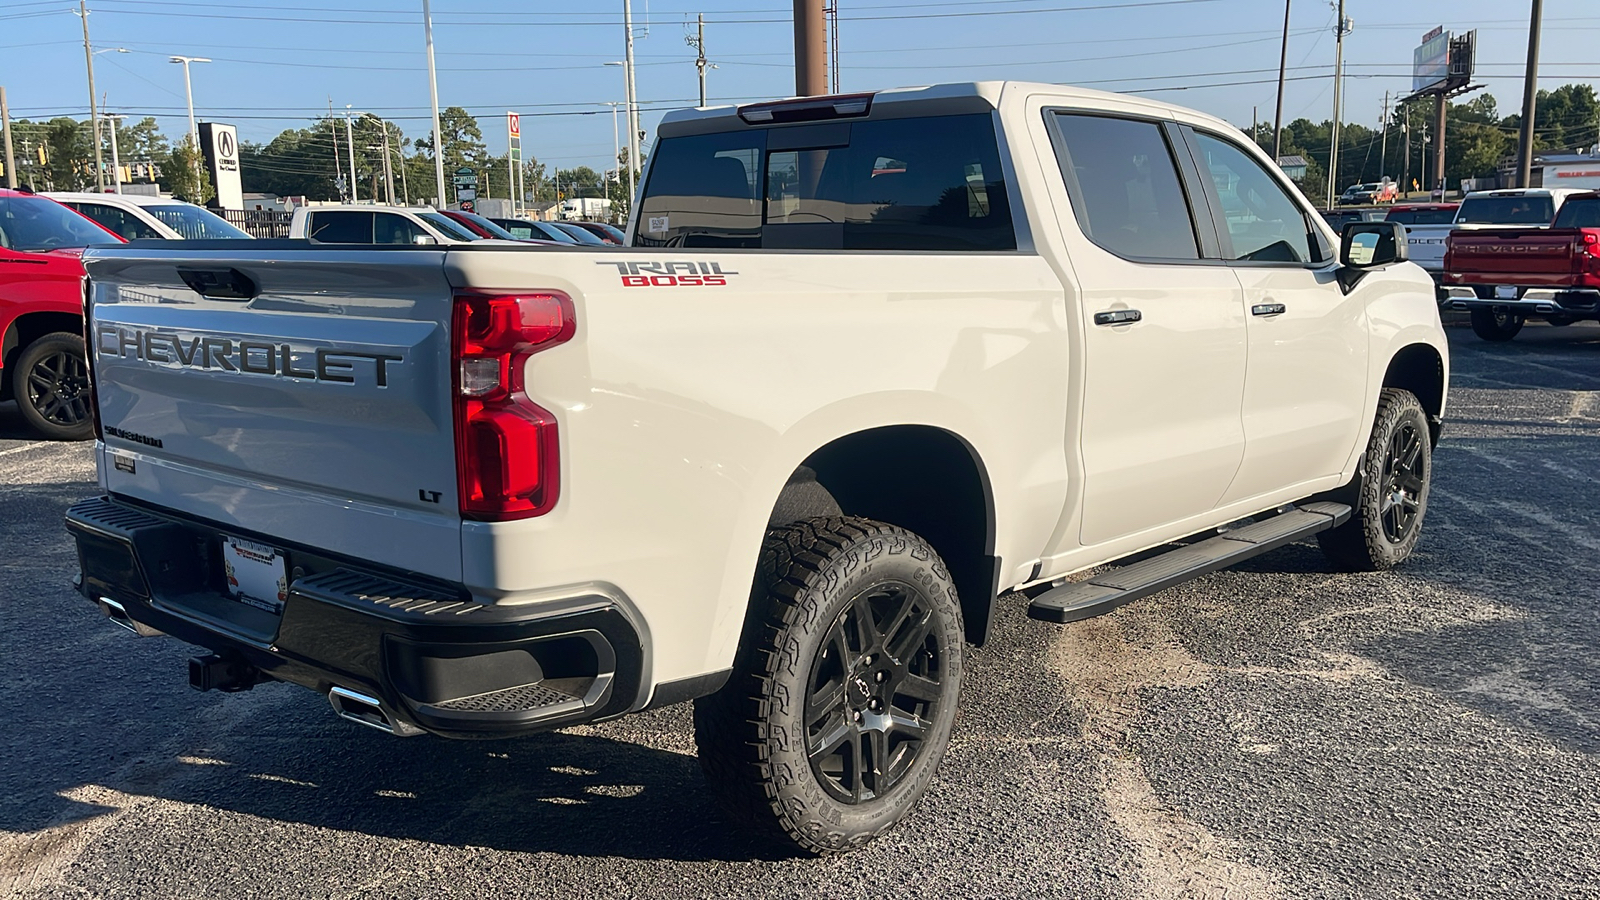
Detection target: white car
<box><xmin>288</xmin><ymin>204</ymin><xmax>482</xmax><ymax>244</ymax></box>
<box><xmin>45</xmin><ymin>192</ymin><xmax>253</xmax><ymax>240</ymax></box>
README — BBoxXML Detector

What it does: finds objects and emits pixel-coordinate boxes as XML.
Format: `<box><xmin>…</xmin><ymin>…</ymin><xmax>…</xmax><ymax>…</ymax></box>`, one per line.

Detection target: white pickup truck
<box><xmin>68</xmin><ymin>82</ymin><xmax>1447</xmax><ymax>854</ymax></box>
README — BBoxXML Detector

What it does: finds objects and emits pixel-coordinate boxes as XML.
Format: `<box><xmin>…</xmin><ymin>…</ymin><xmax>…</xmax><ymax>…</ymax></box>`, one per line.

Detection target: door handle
<box><xmin>1092</xmin><ymin>309</ymin><xmax>1142</xmax><ymax>326</ymax></box>
<box><xmin>1251</xmin><ymin>303</ymin><xmax>1286</xmax><ymax>317</ymax></box>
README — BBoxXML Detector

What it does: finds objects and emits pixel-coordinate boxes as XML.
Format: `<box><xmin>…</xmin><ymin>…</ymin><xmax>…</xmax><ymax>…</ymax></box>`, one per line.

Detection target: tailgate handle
<box><xmin>177</xmin><ymin>267</ymin><xmax>258</xmax><ymax>301</ymax></box>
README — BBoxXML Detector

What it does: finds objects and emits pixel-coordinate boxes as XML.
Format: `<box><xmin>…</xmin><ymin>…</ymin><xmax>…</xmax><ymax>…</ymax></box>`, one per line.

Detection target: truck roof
<box><xmin>657</xmin><ymin>81</ymin><xmax>1240</xmax><ymax>140</ymax></box>
<box><xmin>1462</xmin><ymin>188</ymin><xmax>1588</xmax><ymax>200</ymax></box>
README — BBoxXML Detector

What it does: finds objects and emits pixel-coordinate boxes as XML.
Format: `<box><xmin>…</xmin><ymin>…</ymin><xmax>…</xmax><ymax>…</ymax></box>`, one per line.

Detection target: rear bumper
<box><xmin>1442</xmin><ymin>285</ymin><xmax>1600</xmax><ymax>317</ymax></box>
<box><xmin>65</xmin><ymin>495</ymin><xmax>646</xmax><ymax>738</ymax></box>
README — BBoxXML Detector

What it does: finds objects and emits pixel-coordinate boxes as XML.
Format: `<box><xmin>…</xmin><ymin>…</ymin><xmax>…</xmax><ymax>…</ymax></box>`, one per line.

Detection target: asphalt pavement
<box><xmin>3</xmin><ymin>321</ymin><xmax>1598</xmax><ymax>899</ymax></box>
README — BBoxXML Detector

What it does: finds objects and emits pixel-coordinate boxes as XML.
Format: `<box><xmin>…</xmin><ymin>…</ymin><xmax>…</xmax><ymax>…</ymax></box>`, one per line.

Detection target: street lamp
<box><xmin>168</xmin><ymin>55</ymin><xmax>211</xmax><ymax>152</ymax></box>
<box><xmin>101</xmin><ymin>111</ymin><xmax>126</xmax><ymax>194</ymax></box>
<box><xmin>90</xmin><ymin>47</ymin><xmax>128</xmax><ymax>192</ymax></box>
<box><xmin>604</xmin><ymin>60</ymin><xmax>636</xmax><ymax>203</ymax></box>
<box><xmin>603</xmin><ymin>101</ymin><xmax>622</xmax><ymax>186</ymax></box>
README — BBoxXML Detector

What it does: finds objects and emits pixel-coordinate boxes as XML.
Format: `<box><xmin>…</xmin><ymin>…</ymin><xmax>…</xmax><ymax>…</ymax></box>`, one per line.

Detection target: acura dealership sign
<box><xmin>199</xmin><ymin>122</ymin><xmax>243</xmax><ymax>210</ymax></box>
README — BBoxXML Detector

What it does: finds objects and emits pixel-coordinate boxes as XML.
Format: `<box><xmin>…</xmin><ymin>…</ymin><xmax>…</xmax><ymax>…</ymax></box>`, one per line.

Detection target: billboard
<box><xmin>198</xmin><ymin>122</ymin><xmax>243</xmax><ymax>210</ymax></box>
<box><xmin>1413</xmin><ymin>27</ymin><xmax>1451</xmax><ymax>94</ymax></box>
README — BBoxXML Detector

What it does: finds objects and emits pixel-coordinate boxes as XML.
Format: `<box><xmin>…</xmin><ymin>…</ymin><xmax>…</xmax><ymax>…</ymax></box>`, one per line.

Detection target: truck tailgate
<box><xmin>84</xmin><ymin>245</ymin><xmax>464</xmax><ymax>581</ymax></box>
<box><xmin>1445</xmin><ymin>228</ymin><xmax>1582</xmax><ymax>286</ymax></box>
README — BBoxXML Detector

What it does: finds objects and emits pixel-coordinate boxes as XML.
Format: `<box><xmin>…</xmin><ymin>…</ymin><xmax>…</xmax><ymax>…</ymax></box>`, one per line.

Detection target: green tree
<box><xmin>165</xmin><ymin>142</ymin><xmax>214</xmax><ymax>204</ymax></box>
<box><xmin>114</xmin><ymin>117</ymin><xmax>169</xmax><ymax>176</ymax></box>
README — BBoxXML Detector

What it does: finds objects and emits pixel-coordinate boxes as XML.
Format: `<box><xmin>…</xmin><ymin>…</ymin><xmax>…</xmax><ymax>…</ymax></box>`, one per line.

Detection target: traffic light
<box><xmin>36</xmin><ymin>145</ymin><xmax>46</xmax><ymax>166</ymax></box>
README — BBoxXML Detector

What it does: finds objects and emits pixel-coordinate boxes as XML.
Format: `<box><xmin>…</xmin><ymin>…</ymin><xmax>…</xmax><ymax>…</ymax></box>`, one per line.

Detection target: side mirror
<box><xmin>1337</xmin><ymin>221</ymin><xmax>1407</xmax><ymax>293</ymax></box>
<box><xmin>412</xmin><ymin>234</ymin><xmax>439</xmax><ymax>245</ymax></box>
<box><xmin>1340</xmin><ymin>221</ymin><xmax>1407</xmax><ymax>268</ymax></box>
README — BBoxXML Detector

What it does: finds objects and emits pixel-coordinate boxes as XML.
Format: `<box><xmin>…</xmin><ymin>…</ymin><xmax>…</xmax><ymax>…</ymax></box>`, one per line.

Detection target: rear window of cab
<box><xmin>634</xmin><ymin>113</ymin><xmax>1015</xmax><ymax>252</ymax></box>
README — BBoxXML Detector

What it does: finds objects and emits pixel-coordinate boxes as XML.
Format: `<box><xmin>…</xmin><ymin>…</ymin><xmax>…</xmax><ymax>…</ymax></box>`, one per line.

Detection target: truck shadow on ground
<box><xmin>121</xmin><ymin>713</ymin><xmax>790</xmax><ymax>862</ymax></box>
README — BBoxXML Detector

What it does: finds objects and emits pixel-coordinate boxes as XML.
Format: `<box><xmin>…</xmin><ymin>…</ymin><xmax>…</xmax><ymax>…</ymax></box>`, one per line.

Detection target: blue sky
<box><xmin>3</xmin><ymin>0</ymin><xmax>1597</xmax><ymax>172</ymax></box>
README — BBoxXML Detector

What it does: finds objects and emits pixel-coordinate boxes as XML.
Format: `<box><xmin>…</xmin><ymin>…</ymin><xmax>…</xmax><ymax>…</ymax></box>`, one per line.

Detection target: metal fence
<box><xmin>218</xmin><ymin>209</ymin><xmax>293</xmax><ymax>238</ymax></box>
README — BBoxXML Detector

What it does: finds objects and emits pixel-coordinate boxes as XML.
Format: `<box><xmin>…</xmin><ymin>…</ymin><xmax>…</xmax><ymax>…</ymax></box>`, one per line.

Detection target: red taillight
<box><xmin>451</xmin><ymin>290</ymin><xmax>574</xmax><ymax>520</ymax></box>
<box><xmin>1581</xmin><ymin>231</ymin><xmax>1600</xmax><ymax>289</ymax></box>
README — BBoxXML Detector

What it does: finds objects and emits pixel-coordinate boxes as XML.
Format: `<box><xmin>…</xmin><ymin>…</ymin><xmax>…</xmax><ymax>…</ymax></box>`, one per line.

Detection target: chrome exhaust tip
<box><xmin>328</xmin><ymin>686</ymin><xmax>421</xmax><ymax>737</ymax></box>
<box><xmin>98</xmin><ymin>596</ymin><xmax>164</xmax><ymax>637</ymax></box>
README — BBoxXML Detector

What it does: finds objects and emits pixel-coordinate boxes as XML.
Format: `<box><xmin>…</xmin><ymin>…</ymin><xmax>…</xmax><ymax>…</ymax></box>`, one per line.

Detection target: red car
<box><xmin>436</xmin><ymin>209</ymin><xmax>558</xmax><ymax>243</ymax></box>
<box><xmin>1</xmin><ymin>188</ymin><xmax>124</xmax><ymax>439</ymax></box>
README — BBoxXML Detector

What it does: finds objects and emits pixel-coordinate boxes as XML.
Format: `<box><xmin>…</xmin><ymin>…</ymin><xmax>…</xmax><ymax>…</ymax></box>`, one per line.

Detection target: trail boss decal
<box><xmin>95</xmin><ymin>324</ymin><xmax>402</xmax><ymax>386</ymax></box>
<box><xmin>599</xmin><ymin>260</ymin><xmax>738</xmax><ymax>287</ymax></box>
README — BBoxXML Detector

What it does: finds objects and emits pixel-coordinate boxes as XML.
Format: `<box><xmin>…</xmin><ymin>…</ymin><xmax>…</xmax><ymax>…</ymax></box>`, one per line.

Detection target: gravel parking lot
<box><xmin>3</xmin><ymin>321</ymin><xmax>1597</xmax><ymax>900</ymax></box>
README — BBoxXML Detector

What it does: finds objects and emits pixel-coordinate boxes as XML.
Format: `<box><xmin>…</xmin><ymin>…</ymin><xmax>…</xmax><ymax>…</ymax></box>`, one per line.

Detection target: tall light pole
<box><xmin>344</xmin><ymin>105</ymin><xmax>359</xmax><ymax>203</ymax></box>
<box><xmin>74</xmin><ymin>1</ymin><xmax>107</xmax><ymax>191</ymax></box>
<box><xmin>169</xmin><ymin>56</ymin><xmax>210</xmax><ymax>153</ymax></box>
<box><xmin>103</xmin><ymin>111</ymin><xmax>125</xmax><ymax>194</ymax></box>
<box><xmin>606</xmin><ymin>60</ymin><xmax>637</xmax><ymax>202</ymax></box>
<box><xmin>604</xmin><ymin>100</ymin><xmax>622</xmax><ymax>183</ymax></box>
<box><xmin>622</xmin><ymin>0</ymin><xmax>640</xmax><ymax>205</ymax></box>
<box><xmin>422</xmin><ymin>0</ymin><xmax>445</xmax><ymax>207</ymax></box>
<box><xmin>1324</xmin><ymin>2</ymin><xmax>1350</xmax><ymax>209</ymax></box>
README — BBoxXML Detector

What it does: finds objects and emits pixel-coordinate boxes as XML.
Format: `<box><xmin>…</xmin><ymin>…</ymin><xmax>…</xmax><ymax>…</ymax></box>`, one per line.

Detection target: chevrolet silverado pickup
<box><xmin>67</xmin><ymin>82</ymin><xmax>1449</xmax><ymax>854</ymax></box>
<box><xmin>1403</xmin><ymin>188</ymin><xmax>1586</xmax><ymax>292</ymax></box>
<box><xmin>1443</xmin><ymin>191</ymin><xmax>1600</xmax><ymax>340</ymax></box>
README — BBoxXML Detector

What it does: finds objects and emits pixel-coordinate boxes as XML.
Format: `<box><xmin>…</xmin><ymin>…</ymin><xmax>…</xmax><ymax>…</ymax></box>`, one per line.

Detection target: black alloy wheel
<box><xmin>695</xmin><ymin>517</ymin><xmax>963</xmax><ymax>854</ymax></box>
<box><xmin>1378</xmin><ymin>418</ymin><xmax>1426</xmax><ymax>544</ymax></box>
<box><xmin>1317</xmin><ymin>388</ymin><xmax>1432</xmax><ymax>571</ymax></box>
<box><xmin>804</xmin><ymin>580</ymin><xmax>946</xmax><ymax>805</ymax></box>
<box><xmin>14</xmin><ymin>332</ymin><xmax>95</xmax><ymax>441</ymax></box>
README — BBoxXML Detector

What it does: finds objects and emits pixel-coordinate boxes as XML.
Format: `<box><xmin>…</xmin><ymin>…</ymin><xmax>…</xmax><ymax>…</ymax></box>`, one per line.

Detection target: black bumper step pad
<box><xmin>1028</xmin><ymin>502</ymin><xmax>1351</xmax><ymax>624</ymax></box>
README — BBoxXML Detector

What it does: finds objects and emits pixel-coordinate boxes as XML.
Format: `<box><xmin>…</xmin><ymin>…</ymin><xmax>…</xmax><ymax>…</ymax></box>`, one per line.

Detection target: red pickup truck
<box><xmin>1442</xmin><ymin>191</ymin><xmax>1600</xmax><ymax>341</ymax></box>
<box><xmin>1</xmin><ymin>188</ymin><xmax>124</xmax><ymax>439</ymax></box>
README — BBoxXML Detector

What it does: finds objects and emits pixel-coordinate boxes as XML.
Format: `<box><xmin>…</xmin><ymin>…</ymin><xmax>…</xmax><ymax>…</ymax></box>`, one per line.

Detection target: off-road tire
<box><xmin>1469</xmin><ymin>308</ymin><xmax>1523</xmax><ymax>342</ymax></box>
<box><xmin>1318</xmin><ymin>388</ymin><xmax>1431</xmax><ymax>571</ymax></box>
<box><xmin>694</xmin><ymin>516</ymin><xmax>963</xmax><ymax>854</ymax></box>
<box><xmin>13</xmin><ymin>332</ymin><xmax>94</xmax><ymax>441</ymax></box>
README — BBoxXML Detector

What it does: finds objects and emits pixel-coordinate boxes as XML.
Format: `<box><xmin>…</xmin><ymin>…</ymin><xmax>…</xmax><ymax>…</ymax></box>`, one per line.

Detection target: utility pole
<box><xmin>423</xmin><ymin>0</ymin><xmax>446</xmax><ymax>207</ymax></box>
<box><xmin>1272</xmin><ymin>0</ymin><xmax>1290</xmax><ymax>161</ymax></box>
<box><xmin>76</xmin><ymin>1</ymin><xmax>106</xmax><ymax>191</ymax></box>
<box><xmin>1252</xmin><ymin>106</ymin><xmax>1258</xmax><ymax>147</ymax></box>
<box><xmin>825</xmin><ymin>0</ymin><xmax>840</xmax><ymax>93</ymax></box>
<box><xmin>380</xmin><ymin>121</ymin><xmax>396</xmax><ymax>205</ymax></box>
<box><xmin>1325</xmin><ymin>0</ymin><xmax>1350</xmax><ymax>208</ymax></box>
<box><xmin>1401</xmin><ymin>106</ymin><xmax>1411</xmax><ymax>195</ymax></box>
<box><xmin>1516</xmin><ymin>0</ymin><xmax>1543</xmax><ymax>188</ymax></box>
<box><xmin>344</xmin><ymin>106</ymin><xmax>359</xmax><ymax>203</ymax></box>
<box><xmin>687</xmin><ymin>14</ymin><xmax>708</xmax><ymax>107</ymax></box>
<box><xmin>329</xmin><ymin>99</ymin><xmax>343</xmax><ymax>201</ymax></box>
<box><xmin>794</xmin><ymin>0</ymin><xmax>827</xmax><ymax>96</ymax></box>
<box><xmin>1</xmin><ymin>86</ymin><xmax>16</xmax><ymax>190</ymax></box>
<box><xmin>1433</xmin><ymin>94</ymin><xmax>1446</xmax><ymax>197</ymax></box>
<box><xmin>623</xmin><ymin>0</ymin><xmax>640</xmax><ymax>206</ymax></box>
<box><xmin>1379</xmin><ymin>92</ymin><xmax>1390</xmax><ymax>180</ymax></box>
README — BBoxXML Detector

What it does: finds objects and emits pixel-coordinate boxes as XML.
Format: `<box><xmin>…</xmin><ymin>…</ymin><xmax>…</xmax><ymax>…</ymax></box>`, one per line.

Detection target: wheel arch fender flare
<box><xmin>707</xmin><ymin>393</ymin><xmax>1001</xmax><ymax>674</ymax></box>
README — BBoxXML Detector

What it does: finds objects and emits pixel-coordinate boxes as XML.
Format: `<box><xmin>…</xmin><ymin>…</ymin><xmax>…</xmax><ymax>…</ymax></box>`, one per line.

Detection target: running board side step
<box><xmin>1027</xmin><ymin>502</ymin><xmax>1352</xmax><ymax>624</ymax></box>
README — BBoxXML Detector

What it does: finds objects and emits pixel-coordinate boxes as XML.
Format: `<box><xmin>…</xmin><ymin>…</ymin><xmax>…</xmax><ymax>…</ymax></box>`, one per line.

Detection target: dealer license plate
<box><xmin>221</xmin><ymin>536</ymin><xmax>287</xmax><ymax>614</ymax></box>
<box><xmin>1495</xmin><ymin>285</ymin><xmax>1518</xmax><ymax>299</ymax></box>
